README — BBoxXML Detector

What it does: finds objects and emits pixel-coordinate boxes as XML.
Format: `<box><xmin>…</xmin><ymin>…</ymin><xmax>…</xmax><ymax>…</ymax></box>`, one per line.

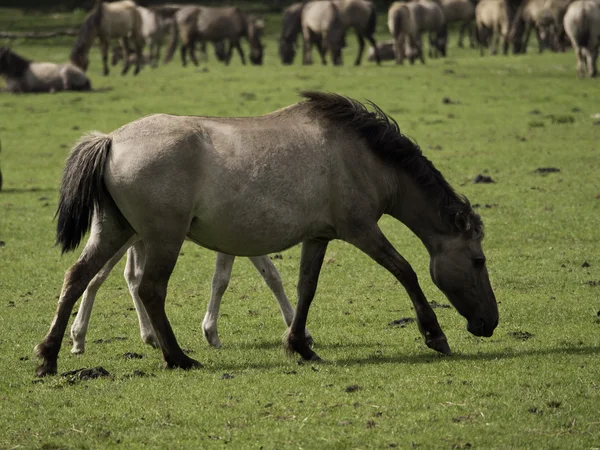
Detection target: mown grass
<box><xmin>1</xmin><ymin>7</ymin><xmax>600</xmax><ymax>449</ymax></box>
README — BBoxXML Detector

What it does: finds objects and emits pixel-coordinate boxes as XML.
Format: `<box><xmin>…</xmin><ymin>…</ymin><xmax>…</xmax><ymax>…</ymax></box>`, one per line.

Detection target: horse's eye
<box><xmin>473</xmin><ymin>257</ymin><xmax>486</xmax><ymax>268</ymax></box>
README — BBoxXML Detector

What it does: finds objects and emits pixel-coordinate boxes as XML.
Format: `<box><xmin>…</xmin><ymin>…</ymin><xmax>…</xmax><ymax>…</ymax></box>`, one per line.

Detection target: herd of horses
<box><xmin>0</xmin><ymin>0</ymin><xmax>599</xmax><ymax>91</ymax></box>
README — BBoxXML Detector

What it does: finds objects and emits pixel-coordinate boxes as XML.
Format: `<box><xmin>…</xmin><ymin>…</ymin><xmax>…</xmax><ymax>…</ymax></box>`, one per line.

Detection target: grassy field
<box><xmin>1</xmin><ymin>7</ymin><xmax>600</xmax><ymax>449</ymax></box>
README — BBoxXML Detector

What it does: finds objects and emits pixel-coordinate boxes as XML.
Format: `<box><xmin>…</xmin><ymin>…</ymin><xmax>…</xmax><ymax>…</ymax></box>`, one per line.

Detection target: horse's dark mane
<box><xmin>0</xmin><ymin>47</ymin><xmax>31</xmax><ymax>78</ymax></box>
<box><xmin>70</xmin><ymin>2</ymin><xmax>103</xmax><ymax>63</ymax></box>
<box><xmin>300</xmin><ymin>91</ymin><xmax>483</xmax><ymax>236</ymax></box>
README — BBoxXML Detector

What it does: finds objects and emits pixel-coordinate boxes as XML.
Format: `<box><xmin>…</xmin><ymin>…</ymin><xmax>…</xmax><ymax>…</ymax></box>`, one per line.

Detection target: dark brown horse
<box><xmin>35</xmin><ymin>91</ymin><xmax>498</xmax><ymax>376</ymax></box>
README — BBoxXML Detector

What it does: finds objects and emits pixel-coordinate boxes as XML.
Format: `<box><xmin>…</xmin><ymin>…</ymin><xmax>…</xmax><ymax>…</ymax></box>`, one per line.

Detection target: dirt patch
<box><xmin>534</xmin><ymin>167</ymin><xmax>560</xmax><ymax>174</ymax></box>
<box><xmin>123</xmin><ymin>352</ymin><xmax>143</xmax><ymax>359</ymax></box>
<box><xmin>472</xmin><ymin>203</ymin><xmax>498</xmax><ymax>209</ymax></box>
<box><xmin>508</xmin><ymin>331</ymin><xmax>534</xmax><ymax>341</ymax></box>
<box><xmin>529</xmin><ymin>109</ymin><xmax>542</xmax><ymax>115</ymax></box>
<box><xmin>93</xmin><ymin>337</ymin><xmax>127</xmax><ymax>344</ymax></box>
<box><xmin>452</xmin><ymin>413</ymin><xmax>478</xmax><ymax>423</ymax></box>
<box><xmin>221</xmin><ymin>373</ymin><xmax>235</xmax><ymax>380</ymax></box>
<box><xmin>389</xmin><ymin>317</ymin><xmax>415</xmax><ymax>327</ymax></box>
<box><xmin>442</xmin><ymin>97</ymin><xmax>460</xmax><ymax>105</ymax></box>
<box><xmin>344</xmin><ymin>384</ymin><xmax>362</xmax><ymax>393</ymax></box>
<box><xmin>473</xmin><ymin>174</ymin><xmax>495</xmax><ymax>184</ymax></box>
<box><xmin>586</xmin><ymin>280</ymin><xmax>600</xmax><ymax>287</ymax></box>
<box><xmin>547</xmin><ymin>400</ymin><xmax>561</xmax><ymax>408</ymax></box>
<box><xmin>122</xmin><ymin>370</ymin><xmax>155</xmax><ymax>379</ymax></box>
<box><xmin>61</xmin><ymin>366</ymin><xmax>110</xmax><ymax>382</ymax></box>
<box><xmin>582</xmin><ymin>261</ymin><xmax>590</xmax><ymax>268</ymax></box>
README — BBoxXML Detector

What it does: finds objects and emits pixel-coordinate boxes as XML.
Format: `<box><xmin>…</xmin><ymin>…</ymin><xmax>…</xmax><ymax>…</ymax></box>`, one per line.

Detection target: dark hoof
<box><xmin>166</xmin><ymin>355</ymin><xmax>203</xmax><ymax>370</ymax></box>
<box><xmin>36</xmin><ymin>362</ymin><xmax>57</xmax><ymax>377</ymax></box>
<box><xmin>426</xmin><ymin>335</ymin><xmax>452</xmax><ymax>355</ymax></box>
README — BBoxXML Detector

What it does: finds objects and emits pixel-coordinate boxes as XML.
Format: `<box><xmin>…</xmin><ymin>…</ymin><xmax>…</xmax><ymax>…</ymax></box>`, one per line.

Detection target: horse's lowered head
<box><xmin>428</xmin><ymin>209</ymin><xmax>498</xmax><ymax>338</ymax></box>
<box><xmin>325</xmin><ymin>3</ymin><xmax>346</xmax><ymax>66</ymax></box>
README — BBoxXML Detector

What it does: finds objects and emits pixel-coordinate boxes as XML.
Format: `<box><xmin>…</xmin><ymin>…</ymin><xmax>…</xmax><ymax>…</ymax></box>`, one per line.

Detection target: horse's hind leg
<box><xmin>233</xmin><ymin>40</ymin><xmax>246</xmax><ymax>65</ymax></box>
<box><xmin>249</xmin><ymin>255</ymin><xmax>313</xmax><ymax>346</ymax></box>
<box><xmin>100</xmin><ymin>38</ymin><xmax>110</xmax><ymax>76</ymax></box>
<box><xmin>189</xmin><ymin>38</ymin><xmax>200</xmax><ymax>66</ymax></box>
<box><xmin>202</xmin><ymin>253</ymin><xmax>236</xmax><ymax>349</ymax></box>
<box><xmin>35</xmin><ymin>215</ymin><xmax>136</xmax><ymax>376</ymax></box>
<box><xmin>133</xmin><ymin>35</ymin><xmax>144</xmax><ymax>75</ymax></box>
<box><xmin>284</xmin><ymin>239</ymin><xmax>328</xmax><ymax>361</ymax></box>
<box><xmin>346</xmin><ymin>225</ymin><xmax>451</xmax><ymax>356</ymax></box>
<box><xmin>70</xmin><ymin>242</ymin><xmax>132</xmax><ymax>354</ymax></box>
<box><xmin>137</xmin><ymin>240</ymin><xmax>201</xmax><ymax>369</ymax></box>
<box><xmin>354</xmin><ymin>31</ymin><xmax>365</xmax><ymax>66</ymax></box>
<box><xmin>120</xmin><ymin>38</ymin><xmax>132</xmax><ymax>75</ymax></box>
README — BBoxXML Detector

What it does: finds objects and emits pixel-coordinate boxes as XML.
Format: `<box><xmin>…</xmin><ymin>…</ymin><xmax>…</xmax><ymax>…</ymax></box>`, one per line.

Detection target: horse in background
<box><xmin>164</xmin><ymin>6</ymin><xmax>264</xmax><ymax>66</ymax></box>
<box><xmin>70</xmin><ymin>0</ymin><xmax>145</xmax><ymax>76</ymax></box>
<box><xmin>510</xmin><ymin>0</ymin><xmax>561</xmax><ymax>53</ymax></box>
<box><xmin>434</xmin><ymin>0</ymin><xmax>477</xmax><ymax>48</ymax></box>
<box><xmin>476</xmin><ymin>0</ymin><xmax>511</xmax><ymax>55</ymax></box>
<box><xmin>0</xmin><ymin>47</ymin><xmax>91</xmax><ymax>93</ymax></box>
<box><xmin>334</xmin><ymin>0</ymin><xmax>380</xmax><ymax>65</ymax></box>
<box><xmin>367</xmin><ymin>39</ymin><xmax>396</xmax><ymax>61</ymax></box>
<box><xmin>279</xmin><ymin>2</ymin><xmax>305</xmax><ymax>64</ymax></box>
<box><xmin>563</xmin><ymin>0</ymin><xmax>600</xmax><ymax>77</ymax></box>
<box><xmin>301</xmin><ymin>1</ymin><xmax>347</xmax><ymax>65</ymax></box>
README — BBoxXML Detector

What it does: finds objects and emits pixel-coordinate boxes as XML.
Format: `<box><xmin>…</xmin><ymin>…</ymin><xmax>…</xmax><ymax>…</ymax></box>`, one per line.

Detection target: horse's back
<box><xmin>102</xmin><ymin>0</ymin><xmax>141</xmax><ymax>38</ymax></box>
<box><xmin>564</xmin><ymin>0</ymin><xmax>600</xmax><ymax>45</ymax></box>
<box><xmin>106</xmin><ymin>112</ymin><xmax>349</xmax><ymax>255</ymax></box>
<box><xmin>440</xmin><ymin>0</ymin><xmax>475</xmax><ymax>22</ymax></box>
<box><xmin>196</xmin><ymin>6</ymin><xmax>244</xmax><ymax>39</ymax></box>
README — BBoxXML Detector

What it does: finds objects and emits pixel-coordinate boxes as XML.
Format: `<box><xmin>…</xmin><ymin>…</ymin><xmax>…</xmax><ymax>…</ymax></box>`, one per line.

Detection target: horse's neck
<box><xmin>389</xmin><ymin>172</ymin><xmax>454</xmax><ymax>253</ymax></box>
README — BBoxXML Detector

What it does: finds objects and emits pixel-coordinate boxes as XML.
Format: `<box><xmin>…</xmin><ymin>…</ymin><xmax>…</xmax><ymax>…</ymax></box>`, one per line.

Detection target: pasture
<box><xmin>1</xmin><ymin>6</ymin><xmax>600</xmax><ymax>449</ymax></box>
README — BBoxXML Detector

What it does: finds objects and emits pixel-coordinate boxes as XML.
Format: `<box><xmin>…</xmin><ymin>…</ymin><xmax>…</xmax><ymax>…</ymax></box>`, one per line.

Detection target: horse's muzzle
<box><xmin>467</xmin><ymin>316</ymin><xmax>498</xmax><ymax>338</ymax></box>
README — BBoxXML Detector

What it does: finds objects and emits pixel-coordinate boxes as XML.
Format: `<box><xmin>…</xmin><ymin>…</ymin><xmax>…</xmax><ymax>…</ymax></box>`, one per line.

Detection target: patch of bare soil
<box><xmin>508</xmin><ymin>331</ymin><xmax>534</xmax><ymax>341</ymax></box>
<box><xmin>389</xmin><ymin>317</ymin><xmax>415</xmax><ymax>327</ymax></box>
<box><xmin>61</xmin><ymin>366</ymin><xmax>110</xmax><ymax>383</ymax></box>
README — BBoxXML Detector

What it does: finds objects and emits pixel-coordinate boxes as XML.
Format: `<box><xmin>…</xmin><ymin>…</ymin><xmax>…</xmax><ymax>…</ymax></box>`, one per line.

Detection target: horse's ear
<box><xmin>455</xmin><ymin>211</ymin><xmax>471</xmax><ymax>233</ymax></box>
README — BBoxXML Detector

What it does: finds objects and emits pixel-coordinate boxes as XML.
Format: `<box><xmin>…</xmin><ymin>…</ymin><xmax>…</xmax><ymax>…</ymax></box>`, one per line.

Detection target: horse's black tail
<box><xmin>56</xmin><ymin>132</ymin><xmax>111</xmax><ymax>254</ymax></box>
<box><xmin>573</xmin><ymin>10</ymin><xmax>590</xmax><ymax>49</ymax></box>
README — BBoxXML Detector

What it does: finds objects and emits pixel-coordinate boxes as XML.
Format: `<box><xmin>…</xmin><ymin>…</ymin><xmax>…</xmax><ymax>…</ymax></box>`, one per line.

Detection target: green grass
<box><xmin>1</xmin><ymin>8</ymin><xmax>600</xmax><ymax>449</ymax></box>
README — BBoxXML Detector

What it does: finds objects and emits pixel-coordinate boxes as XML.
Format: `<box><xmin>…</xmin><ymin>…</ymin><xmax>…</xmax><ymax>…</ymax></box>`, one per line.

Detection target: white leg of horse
<box><xmin>70</xmin><ymin>244</ymin><xmax>130</xmax><ymax>354</ymax></box>
<box><xmin>249</xmin><ymin>255</ymin><xmax>313</xmax><ymax>345</ymax></box>
<box><xmin>124</xmin><ymin>241</ymin><xmax>159</xmax><ymax>347</ymax></box>
<box><xmin>202</xmin><ymin>253</ymin><xmax>235</xmax><ymax>348</ymax></box>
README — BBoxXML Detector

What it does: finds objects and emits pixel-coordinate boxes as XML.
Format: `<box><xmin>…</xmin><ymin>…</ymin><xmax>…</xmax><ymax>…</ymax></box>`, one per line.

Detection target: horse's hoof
<box><xmin>305</xmin><ymin>333</ymin><xmax>314</xmax><ymax>348</ymax></box>
<box><xmin>300</xmin><ymin>350</ymin><xmax>322</xmax><ymax>362</ymax></box>
<box><xmin>35</xmin><ymin>362</ymin><xmax>57</xmax><ymax>377</ymax></box>
<box><xmin>166</xmin><ymin>355</ymin><xmax>203</xmax><ymax>370</ymax></box>
<box><xmin>426</xmin><ymin>335</ymin><xmax>452</xmax><ymax>356</ymax></box>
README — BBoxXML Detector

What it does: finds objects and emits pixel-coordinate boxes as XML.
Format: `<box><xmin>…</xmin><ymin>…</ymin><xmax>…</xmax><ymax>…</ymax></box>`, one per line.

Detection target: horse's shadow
<box><xmin>204</xmin><ymin>342</ymin><xmax>599</xmax><ymax>373</ymax></box>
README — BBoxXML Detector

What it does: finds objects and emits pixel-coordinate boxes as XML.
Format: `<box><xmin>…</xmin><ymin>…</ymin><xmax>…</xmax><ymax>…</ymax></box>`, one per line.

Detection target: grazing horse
<box><xmin>476</xmin><ymin>0</ymin><xmax>511</xmax><ymax>55</ymax></box>
<box><xmin>563</xmin><ymin>0</ymin><xmax>600</xmax><ymax>77</ymax></box>
<box><xmin>434</xmin><ymin>0</ymin><xmax>477</xmax><ymax>48</ymax></box>
<box><xmin>302</xmin><ymin>1</ymin><xmax>347</xmax><ymax>65</ymax></box>
<box><xmin>510</xmin><ymin>0</ymin><xmax>560</xmax><ymax>53</ymax></box>
<box><xmin>70</xmin><ymin>0</ymin><xmax>145</xmax><ymax>76</ymax></box>
<box><xmin>334</xmin><ymin>0</ymin><xmax>381</xmax><ymax>65</ymax></box>
<box><xmin>0</xmin><ymin>47</ymin><xmax>91</xmax><ymax>93</ymax></box>
<box><xmin>35</xmin><ymin>91</ymin><xmax>499</xmax><ymax>376</ymax></box>
<box><xmin>70</xmin><ymin>246</ymin><xmax>311</xmax><ymax>353</ymax></box>
<box><xmin>165</xmin><ymin>6</ymin><xmax>264</xmax><ymax>67</ymax></box>
<box><xmin>279</xmin><ymin>2</ymin><xmax>306</xmax><ymax>65</ymax></box>
<box><xmin>388</xmin><ymin>1</ymin><xmax>447</xmax><ymax>64</ymax></box>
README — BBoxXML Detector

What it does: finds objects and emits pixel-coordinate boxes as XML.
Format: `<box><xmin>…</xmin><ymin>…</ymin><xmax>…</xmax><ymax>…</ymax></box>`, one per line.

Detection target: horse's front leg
<box><xmin>100</xmin><ymin>39</ymin><xmax>110</xmax><ymax>76</ymax></box>
<box><xmin>120</xmin><ymin>37</ymin><xmax>132</xmax><ymax>75</ymax></box>
<box><xmin>284</xmin><ymin>239</ymin><xmax>328</xmax><ymax>361</ymax></box>
<box><xmin>233</xmin><ymin>39</ymin><xmax>246</xmax><ymax>65</ymax></box>
<box><xmin>189</xmin><ymin>37</ymin><xmax>200</xmax><ymax>66</ymax></box>
<box><xmin>201</xmin><ymin>252</ymin><xmax>235</xmax><ymax>349</ymax></box>
<box><xmin>316</xmin><ymin>35</ymin><xmax>327</xmax><ymax>65</ymax></box>
<box><xmin>225</xmin><ymin>40</ymin><xmax>235</xmax><ymax>65</ymax></box>
<box><xmin>347</xmin><ymin>225</ymin><xmax>451</xmax><ymax>355</ymax></box>
<box><xmin>124</xmin><ymin>241</ymin><xmax>159</xmax><ymax>347</ymax></box>
<box><xmin>249</xmin><ymin>255</ymin><xmax>313</xmax><ymax>346</ymax></box>
<box><xmin>70</xmin><ymin>243</ymin><xmax>131</xmax><ymax>354</ymax></box>
<box><xmin>132</xmin><ymin>35</ymin><xmax>144</xmax><ymax>75</ymax></box>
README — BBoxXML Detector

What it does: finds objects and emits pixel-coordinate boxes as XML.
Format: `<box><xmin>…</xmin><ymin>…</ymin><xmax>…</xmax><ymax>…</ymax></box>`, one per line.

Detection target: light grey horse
<box><xmin>476</xmin><ymin>0</ymin><xmax>511</xmax><ymax>55</ymax></box>
<box><xmin>35</xmin><ymin>91</ymin><xmax>499</xmax><ymax>376</ymax></box>
<box><xmin>334</xmin><ymin>0</ymin><xmax>380</xmax><ymax>65</ymax></box>
<box><xmin>563</xmin><ymin>0</ymin><xmax>600</xmax><ymax>77</ymax></box>
<box><xmin>0</xmin><ymin>47</ymin><xmax>91</xmax><ymax>93</ymax></box>
<box><xmin>69</xmin><ymin>246</ymin><xmax>312</xmax><ymax>353</ymax></box>
<box><xmin>301</xmin><ymin>1</ymin><xmax>347</xmax><ymax>65</ymax></box>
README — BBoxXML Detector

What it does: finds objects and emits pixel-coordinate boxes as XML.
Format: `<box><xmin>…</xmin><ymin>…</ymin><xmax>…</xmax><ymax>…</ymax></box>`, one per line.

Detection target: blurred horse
<box><xmin>334</xmin><ymin>0</ymin><xmax>380</xmax><ymax>65</ymax></box>
<box><xmin>476</xmin><ymin>0</ymin><xmax>511</xmax><ymax>55</ymax></box>
<box><xmin>434</xmin><ymin>0</ymin><xmax>476</xmax><ymax>48</ymax></box>
<box><xmin>367</xmin><ymin>39</ymin><xmax>396</xmax><ymax>61</ymax></box>
<box><xmin>301</xmin><ymin>1</ymin><xmax>347</xmax><ymax>65</ymax></box>
<box><xmin>70</xmin><ymin>0</ymin><xmax>145</xmax><ymax>76</ymax></box>
<box><xmin>0</xmin><ymin>47</ymin><xmax>90</xmax><ymax>93</ymax></box>
<box><xmin>564</xmin><ymin>0</ymin><xmax>600</xmax><ymax>77</ymax></box>
<box><xmin>165</xmin><ymin>6</ymin><xmax>264</xmax><ymax>66</ymax></box>
<box><xmin>279</xmin><ymin>2</ymin><xmax>305</xmax><ymax>64</ymax></box>
<box><xmin>510</xmin><ymin>0</ymin><xmax>560</xmax><ymax>53</ymax></box>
